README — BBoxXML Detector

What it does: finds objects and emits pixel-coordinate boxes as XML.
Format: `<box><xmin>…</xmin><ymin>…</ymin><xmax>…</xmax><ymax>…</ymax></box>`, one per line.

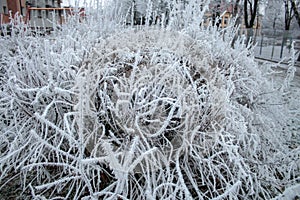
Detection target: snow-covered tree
<box><xmin>262</xmin><ymin>0</ymin><xmax>299</xmax><ymax>30</ymax></box>
<box><xmin>263</xmin><ymin>0</ymin><xmax>284</xmax><ymax>30</ymax></box>
<box><xmin>290</xmin><ymin>0</ymin><xmax>300</xmax><ymax>27</ymax></box>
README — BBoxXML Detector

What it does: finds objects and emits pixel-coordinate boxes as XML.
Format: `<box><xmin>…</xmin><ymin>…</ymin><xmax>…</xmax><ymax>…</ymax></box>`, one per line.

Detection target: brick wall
<box><xmin>0</xmin><ymin>0</ymin><xmax>26</xmax><ymax>24</ymax></box>
<box><xmin>0</xmin><ymin>13</ymin><xmax>10</xmax><ymax>24</ymax></box>
<box><xmin>7</xmin><ymin>0</ymin><xmax>19</xmax><ymax>16</ymax></box>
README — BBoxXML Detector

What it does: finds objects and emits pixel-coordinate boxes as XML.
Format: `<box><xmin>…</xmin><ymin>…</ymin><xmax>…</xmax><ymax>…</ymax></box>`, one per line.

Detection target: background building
<box><xmin>26</xmin><ymin>0</ymin><xmax>62</xmax><ymax>28</ymax></box>
<box><xmin>27</xmin><ymin>0</ymin><xmax>61</xmax><ymax>8</ymax></box>
<box><xmin>0</xmin><ymin>0</ymin><xmax>8</xmax><ymax>15</ymax></box>
<box><xmin>0</xmin><ymin>0</ymin><xmax>26</xmax><ymax>24</ymax></box>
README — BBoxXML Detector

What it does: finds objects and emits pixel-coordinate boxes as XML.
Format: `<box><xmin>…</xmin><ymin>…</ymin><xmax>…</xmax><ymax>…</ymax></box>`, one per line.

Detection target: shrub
<box><xmin>0</xmin><ymin>2</ymin><xmax>299</xmax><ymax>199</ymax></box>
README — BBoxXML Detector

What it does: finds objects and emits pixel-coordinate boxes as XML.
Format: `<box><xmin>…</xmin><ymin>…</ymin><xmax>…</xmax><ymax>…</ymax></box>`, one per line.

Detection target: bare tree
<box><xmin>244</xmin><ymin>0</ymin><xmax>259</xmax><ymax>28</ymax></box>
<box><xmin>263</xmin><ymin>0</ymin><xmax>299</xmax><ymax>30</ymax></box>
<box><xmin>262</xmin><ymin>0</ymin><xmax>283</xmax><ymax>30</ymax></box>
<box><xmin>284</xmin><ymin>0</ymin><xmax>294</xmax><ymax>30</ymax></box>
<box><xmin>290</xmin><ymin>0</ymin><xmax>300</xmax><ymax>27</ymax></box>
<box><xmin>231</xmin><ymin>0</ymin><xmax>242</xmax><ymax>48</ymax></box>
<box><xmin>233</xmin><ymin>0</ymin><xmax>241</xmax><ymax>17</ymax></box>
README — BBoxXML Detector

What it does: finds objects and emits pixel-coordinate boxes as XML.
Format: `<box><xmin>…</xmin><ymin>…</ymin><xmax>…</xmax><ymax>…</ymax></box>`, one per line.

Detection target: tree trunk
<box><xmin>290</xmin><ymin>0</ymin><xmax>300</xmax><ymax>28</ymax></box>
<box><xmin>231</xmin><ymin>0</ymin><xmax>241</xmax><ymax>48</ymax></box>
<box><xmin>244</xmin><ymin>0</ymin><xmax>249</xmax><ymax>28</ymax></box>
<box><xmin>249</xmin><ymin>0</ymin><xmax>258</xmax><ymax>27</ymax></box>
<box><xmin>244</xmin><ymin>0</ymin><xmax>259</xmax><ymax>28</ymax></box>
<box><xmin>243</xmin><ymin>0</ymin><xmax>259</xmax><ymax>47</ymax></box>
<box><xmin>131</xmin><ymin>0</ymin><xmax>136</xmax><ymax>26</ymax></box>
<box><xmin>233</xmin><ymin>0</ymin><xmax>240</xmax><ymax>16</ymax></box>
<box><xmin>284</xmin><ymin>0</ymin><xmax>293</xmax><ymax>30</ymax></box>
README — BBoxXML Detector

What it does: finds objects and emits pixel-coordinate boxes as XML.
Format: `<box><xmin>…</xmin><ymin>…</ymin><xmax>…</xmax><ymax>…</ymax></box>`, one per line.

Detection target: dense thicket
<box><xmin>0</xmin><ymin>1</ymin><xmax>299</xmax><ymax>199</ymax></box>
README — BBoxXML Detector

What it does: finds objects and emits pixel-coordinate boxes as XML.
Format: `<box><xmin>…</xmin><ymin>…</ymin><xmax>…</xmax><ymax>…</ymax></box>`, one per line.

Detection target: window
<box><xmin>22</xmin><ymin>8</ymin><xmax>26</xmax><ymax>16</ymax></box>
<box><xmin>38</xmin><ymin>10</ymin><xmax>42</xmax><ymax>18</ymax></box>
<box><xmin>224</xmin><ymin>17</ymin><xmax>228</xmax><ymax>25</ymax></box>
<box><xmin>45</xmin><ymin>0</ymin><xmax>51</xmax><ymax>7</ymax></box>
<box><xmin>31</xmin><ymin>0</ymin><xmax>37</xmax><ymax>7</ymax></box>
<box><xmin>42</xmin><ymin>10</ymin><xmax>46</xmax><ymax>18</ymax></box>
<box><xmin>3</xmin><ymin>6</ymin><xmax>7</xmax><ymax>15</ymax></box>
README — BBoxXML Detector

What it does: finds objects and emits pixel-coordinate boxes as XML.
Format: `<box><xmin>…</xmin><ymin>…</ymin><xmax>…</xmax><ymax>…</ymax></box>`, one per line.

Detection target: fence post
<box><xmin>280</xmin><ymin>35</ymin><xmax>284</xmax><ymax>59</ymax></box>
<box><xmin>271</xmin><ymin>37</ymin><xmax>275</xmax><ymax>59</ymax></box>
<box><xmin>280</xmin><ymin>31</ymin><xmax>289</xmax><ymax>59</ymax></box>
<box><xmin>259</xmin><ymin>34</ymin><xmax>263</xmax><ymax>56</ymax></box>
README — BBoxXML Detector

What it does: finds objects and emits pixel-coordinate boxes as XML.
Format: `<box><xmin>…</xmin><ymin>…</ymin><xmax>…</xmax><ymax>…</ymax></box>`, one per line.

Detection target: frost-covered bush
<box><xmin>0</xmin><ymin>11</ymin><xmax>119</xmax><ymax>198</ymax></box>
<box><xmin>0</xmin><ymin>2</ymin><xmax>299</xmax><ymax>200</ymax></box>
